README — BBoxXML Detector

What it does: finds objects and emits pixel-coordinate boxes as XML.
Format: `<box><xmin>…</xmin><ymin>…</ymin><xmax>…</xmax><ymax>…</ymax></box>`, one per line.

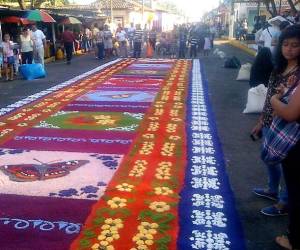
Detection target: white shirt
<box><xmin>31</xmin><ymin>29</ymin><xmax>46</xmax><ymax>49</ymax></box>
<box><xmin>259</xmin><ymin>26</ymin><xmax>280</xmax><ymax>54</ymax></box>
<box><xmin>128</xmin><ymin>27</ymin><xmax>135</xmax><ymax>39</ymax></box>
<box><xmin>204</xmin><ymin>37</ymin><xmax>211</xmax><ymax>50</ymax></box>
<box><xmin>20</xmin><ymin>35</ymin><xmax>33</xmax><ymax>52</ymax></box>
<box><xmin>116</xmin><ymin>30</ymin><xmax>126</xmax><ymax>42</ymax></box>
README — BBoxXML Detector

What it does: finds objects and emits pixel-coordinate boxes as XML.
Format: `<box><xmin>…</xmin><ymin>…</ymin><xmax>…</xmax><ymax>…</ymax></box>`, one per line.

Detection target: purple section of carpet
<box><xmin>63</xmin><ymin>101</ymin><xmax>150</xmax><ymax>113</ymax></box>
<box><xmin>113</xmin><ymin>74</ymin><xmax>166</xmax><ymax>79</ymax></box>
<box><xmin>0</xmin><ymin>194</ymin><xmax>95</xmax><ymax>250</ymax></box>
<box><xmin>96</xmin><ymin>86</ymin><xmax>160</xmax><ymax>91</ymax></box>
<box><xmin>3</xmin><ymin>128</ymin><xmax>135</xmax><ymax>154</ymax></box>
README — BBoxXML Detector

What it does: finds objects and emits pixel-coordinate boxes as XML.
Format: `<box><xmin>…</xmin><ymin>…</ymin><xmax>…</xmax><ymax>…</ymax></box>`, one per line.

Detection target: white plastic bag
<box><xmin>236</xmin><ymin>63</ymin><xmax>252</xmax><ymax>81</ymax></box>
<box><xmin>243</xmin><ymin>84</ymin><xmax>267</xmax><ymax>113</ymax></box>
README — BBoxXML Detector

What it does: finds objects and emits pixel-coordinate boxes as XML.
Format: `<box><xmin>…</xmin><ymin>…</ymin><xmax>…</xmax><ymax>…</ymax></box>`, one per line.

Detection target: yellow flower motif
<box><xmin>149</xmin><ymin>201</ymin><xmax>171</xmax><ymax>213</ymax></box>
<box><xmin>158</xmin><ymin>162</ymin><xmax>172</xmax><ymax>168</ymax></box>
<box><xmin>116</xmin><ymin>183</ymin><xmax>134</xmax><ymax>192</ymax></box>
<box><xmin>101</xmin><ymin>218</ymin><xmax>123</xmax><ymax>230</ymax></box>
<box><xmin>169</xmin><ymin>135</ymin><xmax>181</xmax><ymax>141</ymax></box>
<box><xmin>154</xmin><ymin>187</ymin><xmax>174</xmax><ymax>196</ymax></box>
<box><xmin>98</xmin><ymin>229</ymin><xmax>120</xmax><ymax>242</ymax></box>
<box><xmin>107</xmin><ymin>197</ymin><xmax>127</xmax><ymax>209</ymax></box>
<box><xmin>148</xmin><ymin>116</ymin><xmax>159</xmax><ymax>121</ymax></box>
<box><xmin>171</xmin><ymin>118</ymin><xmax>182</xmax><ymax>122</ymax></box>
<box><xmin>142</xmin><ymin>134</ymin><xmax>154</xmax><ymax>139</ymax></box>
<box><xmin>42</xmin><ymin>109</ymin><xmax>52</xmax><ymax>113</ymax></box>
<box><xmin>94</xmin><ymin>115</ymin><xmax>116</xmax><ymax>125</ymax></box>
<box><xmin>138</xmin><ymin>222</ymin><xmax>159</xmax><ymax>235</ymax></box>
<box><xmin>21</xmin><ymin>108</ymin><xmax>33</xmax><ymax>112</ymax></box>
<box><xmin>155</xmin><ymin>173</ymin><xmax>171</xmax><ymax>180</ymax></box>
<box><xmin>91</xmin><ymin>243</ymin><xmax>114</xmax><ymax>250</ymax></box>
<box><xmin>156</xmin><ymin>168</ymin><xmax>170</xmax><ymax>174</ymax></box>
<box><xmin>132</xmin><ymin>232</ymin><xmax>154</xmax><ymax>246</ymax></box>
<box><xmin>17</xmin><ymin>123</ymin><xmax>28</xmax><ymax>127</ymax></box>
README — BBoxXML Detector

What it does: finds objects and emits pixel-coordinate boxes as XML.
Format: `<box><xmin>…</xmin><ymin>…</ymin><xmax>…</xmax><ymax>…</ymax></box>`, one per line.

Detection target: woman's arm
<box><xmin>271</xmin><ymin>84</ymin><xmax>300</xmax><ymax>122</ymax></box>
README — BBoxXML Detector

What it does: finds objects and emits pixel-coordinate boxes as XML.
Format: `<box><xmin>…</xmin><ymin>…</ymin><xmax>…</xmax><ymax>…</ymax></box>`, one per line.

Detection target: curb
<box><xmin>228</xmin><ymin>40</ymin><xmax>256</xmax><ymax>57</ymax></box>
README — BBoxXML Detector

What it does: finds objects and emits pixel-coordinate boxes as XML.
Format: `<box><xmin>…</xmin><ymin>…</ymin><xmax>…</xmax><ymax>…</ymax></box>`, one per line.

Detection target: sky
<box><xmin>73</xmin><ymin>0</ymin><xmax>220</xmax><ymax>20</ymax></box>
<box><xmin>173</xmin><ymin>0</ymin><xmax>220</xmax><ymax>19</ymax></box>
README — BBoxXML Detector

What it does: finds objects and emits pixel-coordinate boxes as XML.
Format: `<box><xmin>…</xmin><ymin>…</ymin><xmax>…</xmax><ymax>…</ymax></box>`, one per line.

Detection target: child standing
<box><xmin>3</xmin><ymin>34</ymin><xmax>14</xmax><ymax>81</ymax></box>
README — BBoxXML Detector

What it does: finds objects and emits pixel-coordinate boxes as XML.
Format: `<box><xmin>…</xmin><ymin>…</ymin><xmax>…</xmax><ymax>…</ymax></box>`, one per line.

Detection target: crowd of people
<box><xmin>74</xmin><ymin>22</ymin><xmax>217</xmax><ymax>60</ymax></box>
<box><xmin>0</xmin><ymin>23</ymin><xmax>46</xmax><ymax>81</ymax></box>
<box><xmin>0</xmin><ymin>21</ymin><xmax>218</xmax><ymax>81</ymax></box>
<box><xmin>249</xmin><ymin>14</ymin><xmax>300</xmax><ymax>249</ymax></box>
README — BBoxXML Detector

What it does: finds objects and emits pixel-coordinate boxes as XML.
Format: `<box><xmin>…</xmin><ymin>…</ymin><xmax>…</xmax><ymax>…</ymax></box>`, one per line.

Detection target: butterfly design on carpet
<box><xmin>0</xmin><ymin>159</ymin><xmax>89</xmax><ymax>182</ymax></box>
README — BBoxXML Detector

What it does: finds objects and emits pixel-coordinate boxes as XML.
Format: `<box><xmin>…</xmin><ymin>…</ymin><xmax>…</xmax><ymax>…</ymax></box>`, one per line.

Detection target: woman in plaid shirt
<box><xmin>255</xmin><ymin>25</ymin><xmax>300</xmax><ymax>250</ymax></box>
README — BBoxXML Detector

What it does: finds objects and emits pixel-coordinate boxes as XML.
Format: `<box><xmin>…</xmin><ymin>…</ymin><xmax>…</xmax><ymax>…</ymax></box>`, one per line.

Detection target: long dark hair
<box><xmin>274</xmin><ymin>24</ymin><xmax>300</xmax><ymax>74</ymax></box>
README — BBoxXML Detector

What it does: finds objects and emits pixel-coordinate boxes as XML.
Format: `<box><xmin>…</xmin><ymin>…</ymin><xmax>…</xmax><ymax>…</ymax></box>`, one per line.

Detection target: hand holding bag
<box><xmin>261</xmin><ymin>84</ymin><xmax>300</xmax><ymax>165</ymax></box>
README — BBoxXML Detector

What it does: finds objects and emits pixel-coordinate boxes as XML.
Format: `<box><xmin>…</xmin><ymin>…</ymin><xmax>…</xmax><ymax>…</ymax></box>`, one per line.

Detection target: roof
<box><xmin>41</xmin><ymin>7</ymin><xmax>106</xmax><ymax>19</ymax></box>
<box><xmin>91</xmin><ymin>0</ymin><xmax>153</xmax><ymax>12</ymax></box>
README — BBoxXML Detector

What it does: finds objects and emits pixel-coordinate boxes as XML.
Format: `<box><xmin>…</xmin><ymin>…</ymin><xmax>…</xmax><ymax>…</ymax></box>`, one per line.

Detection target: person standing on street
<box><xmin>148</xmin><ymin>27</ymin><xmax>157</xmax><ymax>51</ymax></box>
<box><xmin>116</xmin><ymin>26</ymin><xmax>128</xmax><ymax>58</ymax></box>
<box><xmin>96</xmin><ymin>26</ymin><xmax>105</xmax><ymax>60</ymax></box>
<box><xmin>178</xmin><ymin>26</ymin><xmax>187</xmax><ymax>58</ymax></box>
<box><xmin>31</xmin><ymin>24</ymin><xmax>46</xmax><ymax>66</ymax></box>
<box><xmin>127</xmin><ymin>23</ymin><xmax>135</xmax><ymax>52</ymax></box>
<box><xmin>104</xmin><ymin>25</ymin><xmax>113</xmax><ymax>59</ymax></box>
<box><xmin>92</xmin><ymin>23</ymin><xmax>100</xmax><ymax>57</ymax></box>
<box><xmin>3</xmin><ymin>33</ymin><xmax>14</xmax><ymax>81</ymax></box>
<box><xmin>20</xmin><ymin>27</ymin><xmax>33</xmax><ymax>64</ymax></box>
<box><xmin>62</xmin><ymin>26</ymin><xmax>75</xmax><ymax>65</ymax></box>
<box><xmin>133</xmin><ymin>24</ymin><xmax>143</xmax><ymax>58</ymax></box>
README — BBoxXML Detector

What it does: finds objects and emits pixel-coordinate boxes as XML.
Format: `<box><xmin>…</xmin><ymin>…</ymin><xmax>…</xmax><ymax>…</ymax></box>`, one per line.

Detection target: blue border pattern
<box><xmin>177</xmin><ymin>59</ymin><xmax>245</xmax><ymax>250</ymax></box>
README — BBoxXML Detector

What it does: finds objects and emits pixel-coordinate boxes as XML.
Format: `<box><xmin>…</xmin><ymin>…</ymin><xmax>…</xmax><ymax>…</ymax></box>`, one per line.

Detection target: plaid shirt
<box><xmin>262</xmin><ymin>68</ymin><xmax>300</xmax><ymax>127</ymax></box>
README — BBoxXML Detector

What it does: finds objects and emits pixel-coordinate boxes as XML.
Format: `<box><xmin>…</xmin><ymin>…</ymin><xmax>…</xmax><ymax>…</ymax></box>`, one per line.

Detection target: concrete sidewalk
<box><xmin>204</xmin><ymin>42</ymin><xmax>286</xmax><ymax>250</ymax></box>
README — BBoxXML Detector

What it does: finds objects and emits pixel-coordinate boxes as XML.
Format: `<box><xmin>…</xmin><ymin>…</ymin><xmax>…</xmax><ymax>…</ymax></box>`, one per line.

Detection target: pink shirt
<box><xmin>3</xmin><ymin>41</ymin><xmax>14</xmax><ymax>58</ymax></box>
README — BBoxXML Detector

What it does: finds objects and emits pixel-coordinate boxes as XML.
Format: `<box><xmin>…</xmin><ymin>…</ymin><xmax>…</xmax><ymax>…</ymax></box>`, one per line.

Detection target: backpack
<box><xmin>224</xmin><ymin>56</ymin><xmax>241</xmax><ymax>69</ymax></box>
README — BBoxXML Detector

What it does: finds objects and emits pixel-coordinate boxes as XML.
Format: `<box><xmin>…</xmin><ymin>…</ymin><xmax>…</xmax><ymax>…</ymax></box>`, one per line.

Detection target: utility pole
<box><xmin>110</xmin><ymin>0</ymin><xmax>113</xmax><ymax>24</ymax></box>
<box><xmin>142</xmin><ymin>0</ymin><xmax>145</xmax><ymax>26</ymax></box>
<box><xmin>229</xmin><ymin>0</ymin><xmax>235</xmax><ymax>38</ymax></box>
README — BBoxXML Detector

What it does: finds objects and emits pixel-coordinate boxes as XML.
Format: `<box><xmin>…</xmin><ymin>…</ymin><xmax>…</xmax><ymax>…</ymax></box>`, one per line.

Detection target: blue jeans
<box><xmin>262</xmin><ymin>127</ymin><xmax>288</xmax><ymax>204</ymax></box>
<box><xmin>97</xmin><ymin>42</ymin><xmax>104</xmax><ymax>60</ymax></box>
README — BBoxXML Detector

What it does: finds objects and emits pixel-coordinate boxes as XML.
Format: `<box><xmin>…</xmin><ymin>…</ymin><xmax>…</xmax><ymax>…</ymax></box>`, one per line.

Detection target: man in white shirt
<box><xmin>258</xmin><ymin>23</ymin><xmax>280</xmax><ymax>55</ymax></box>
<box><xmin>116</xmin><ymin>27</ymin><xmax>127</xmax><ymax>57</ymax></box>
<box><xmin>31</xmin><ymin>24</ymin><xmax>46</xmax><ymax>66</ymax></box>
<box><xmin>127</xmin><ymin>23</ymin><xmax>135</xmax><ymax>51</ymax></box>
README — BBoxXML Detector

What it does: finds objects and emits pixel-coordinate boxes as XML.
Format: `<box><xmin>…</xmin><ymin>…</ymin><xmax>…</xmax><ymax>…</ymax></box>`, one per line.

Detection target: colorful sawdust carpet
<box><xmin>0</xmin><ymin>59</ymin><xmax>245</xmax><ymax>250</ymax></box>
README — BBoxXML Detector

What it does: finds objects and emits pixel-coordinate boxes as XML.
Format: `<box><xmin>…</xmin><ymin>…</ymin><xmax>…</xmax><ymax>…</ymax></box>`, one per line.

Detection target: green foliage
<box><xmin>79</xmin><ymin>239</ymin><xmax>91</xmax><ymax>248</ymax></box>
<box><xmin>0</xmin><ymin>0</ymin><xmax>70</xmax><ymax>9</ymax></box>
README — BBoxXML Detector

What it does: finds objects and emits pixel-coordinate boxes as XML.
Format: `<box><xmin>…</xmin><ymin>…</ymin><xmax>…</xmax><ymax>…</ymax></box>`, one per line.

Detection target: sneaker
<box><xmin>261</xmin><ymin>204</ymin><xmax>288</xmax><ymax>216</ymax></box>
<box><xmin>253</xmin><ymin>188</ymin><xmax>278</xmax><ymax>201</ymax></box>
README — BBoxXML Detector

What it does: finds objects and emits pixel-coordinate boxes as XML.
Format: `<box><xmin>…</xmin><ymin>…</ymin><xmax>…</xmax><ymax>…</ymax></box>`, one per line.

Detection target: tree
<box><xmin>17</xmin><ymin>0</ymin><xmax>26</xmax><ymax>9</ymax></box>
<box><xmin>261</xmin><ymin>0</ymin><xmax>278</xmax><ymax>17</ymax></box>
<box><xmin>286</xmin><ymin>0</ymin><xmax>297</xmax><ymax>13</ymax></box>
<box><xmin>0</xmin><ymin>0</ymin><xmax>69</xmax><ymax>9</ymax></box>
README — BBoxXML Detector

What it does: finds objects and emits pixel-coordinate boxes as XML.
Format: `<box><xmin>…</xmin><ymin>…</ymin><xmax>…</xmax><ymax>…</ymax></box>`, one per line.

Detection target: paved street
<box><xmin>0</xmin><ymin>45</ymin><xmax>287</xmax><ymax>249</ymax></box>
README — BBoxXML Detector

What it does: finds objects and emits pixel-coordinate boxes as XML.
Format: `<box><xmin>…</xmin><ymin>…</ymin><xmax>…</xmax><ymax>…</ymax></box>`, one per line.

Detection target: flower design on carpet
<box><xmin>36</xmin><ymin>112</ymin><xmax>142</xmax><ymax>131</ymax></box>
<box><xmin>49</xmin><ymin>182</ymin><xmax>108</xmax><ymax>199</ymax></box>
<box><xmin>93</xmin><ymin>115</ymin><xmax>116</xmax><ymax>125</ymax></box>
<box><xmin>90</xmin><ymin>155</ymin><xmax>121</xmax><ymax>170</ymax></box>
<box><xmin>0</xmin><ymin>148</ymin><xmax>29</xmax><ymax>155</ymax></box>
<box><xmin>77</xmin><ymin>90</ymin><xmax>157</xmax><ymax>103</ymax></box>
